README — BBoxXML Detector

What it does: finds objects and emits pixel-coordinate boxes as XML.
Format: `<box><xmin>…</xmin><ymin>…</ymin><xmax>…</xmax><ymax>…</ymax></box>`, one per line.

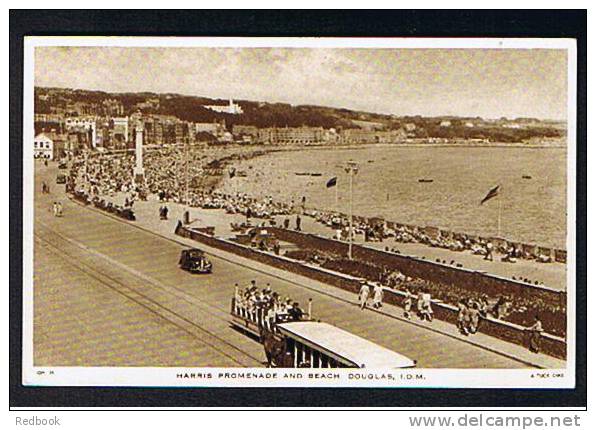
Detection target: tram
<box><xmin>230</xmin><ymin>292</ymin><xmax>416</xmax><ymax>369</ymax></box>
<box><xmin>275</xmin><ymin>321</ymin><xmax>417</xmax><ymax>368</ymax></box>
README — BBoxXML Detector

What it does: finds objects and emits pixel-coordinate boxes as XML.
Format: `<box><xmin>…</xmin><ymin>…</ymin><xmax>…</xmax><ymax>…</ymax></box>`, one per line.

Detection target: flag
<box><xmin>480</xmin><ymin>185</ymin><xmax>501</xmax><ymax>205</ymax></box>
<box><xmin>326</xmin><ymin>177</ymin><xmax>337</xmax><ymax>188</ymax></box>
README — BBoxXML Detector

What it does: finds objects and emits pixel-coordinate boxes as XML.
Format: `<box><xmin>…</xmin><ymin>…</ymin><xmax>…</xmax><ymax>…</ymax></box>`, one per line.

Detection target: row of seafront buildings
<box><xmin>231</xmin><ymin>125</ymin><xmax>407</xmax><ymax>145</ymax></box>
<box><xmin>34</xmin><ymin>112</ymin><xmax>410</xmax><ymax>160</ymax></box>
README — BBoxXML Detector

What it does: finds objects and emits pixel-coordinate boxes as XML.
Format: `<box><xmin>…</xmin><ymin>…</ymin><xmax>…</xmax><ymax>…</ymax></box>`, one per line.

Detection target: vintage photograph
<box><xmin>22</xmin><ymin>37</ymin><xmax>576</xmax><ymax>388</ymax></box>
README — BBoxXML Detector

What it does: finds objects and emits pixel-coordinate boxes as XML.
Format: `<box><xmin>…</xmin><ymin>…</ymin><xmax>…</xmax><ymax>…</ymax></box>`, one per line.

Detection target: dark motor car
<box><xmin>56</xmin><ymin>173</ymin><xmax>67</xmax><ymax>184</ymax></box>
<box><xmin>179</xmin><ymin>248</ymin><xmax>213</xmax><ymax>274</ymax></box>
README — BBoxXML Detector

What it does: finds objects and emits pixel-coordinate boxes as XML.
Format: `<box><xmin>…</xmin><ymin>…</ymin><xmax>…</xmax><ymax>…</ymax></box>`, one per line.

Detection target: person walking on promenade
<box><xmin>468</xmin><ymin>302</ymin><xmax>481</xmax><ymax>334</ymax></box>
<box><xmin>416</xmin><ymin>292</ymin><xmax>425</xmax><ymax>319</ymax></box>
<box><xmin>526</xmin><ymin>315</ymin><xmax>544</xmax><ymax>353</ymax></box>
<box><xmin>295</xmin><ymin>214</ymin><xmax>302</xmax><ymax>231</ymax></box>
<box><xmin>372</xmin><ymin>284</ymin><xmax>384</xmax><ymax>309</ymax></box>
<box><xmin>457</xmin><ymin>300</ymin><xmax>469</xmax><ymax>335</ymax></box>
<box><xmin>421</xmin><ymin>294</ymin><xmax>433</xmax><ymax>322</ymax></box>
<box><xmin>403</xmin><ymin>290</ymin><xmax>413</xmax><ymax>320</ymax></box>
<box><xmin>358</xmin><ymin>282</ymin><xmax>370</xmax><ymax>310</ymax></box>
<box><xmin>484</xmin><ymin>241</ymin><xmax>494</xmax><ymax>261</ymax></box>
<box><xmin>283</xmin><ymin>217</ymin><xmax>290</xmax><ymax>229</ymax></box>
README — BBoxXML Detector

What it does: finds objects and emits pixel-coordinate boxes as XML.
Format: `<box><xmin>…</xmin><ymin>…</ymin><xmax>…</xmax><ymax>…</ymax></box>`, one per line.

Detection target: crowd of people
<box><xmin>232</xmin><ymin>280</ymin><xmax>310</xmax><ymax>330</ymax></box>
<box><xmin>192</xmin><ymin>191</ymin><xmax>294</xmax><ymax>220</ymax></box>
<box><xmin>68</xmin><ymin>149</ymin><xmax>298</xmax><ymax>225</ymax></box>
<box><xmin>307</xmin><ymin>209</ymin><xmax>559</xmax><ymax>265</ymax></box>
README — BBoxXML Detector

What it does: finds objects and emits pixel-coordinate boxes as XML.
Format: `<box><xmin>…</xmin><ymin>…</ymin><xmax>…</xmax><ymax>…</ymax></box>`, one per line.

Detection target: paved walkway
<box><xmin>93</xmin><ymin>191</ymin><xmax>565</xmax><ymax>369</ymax></box>
<box><xmin>39</xmin><ymin>166</ymin><xmax>534</xmax><ymax>369</ymax></box>
<box><xmin>108</xmin><ymin>190</ymin><xmax>565</xmax><ymax>291</ymax></box>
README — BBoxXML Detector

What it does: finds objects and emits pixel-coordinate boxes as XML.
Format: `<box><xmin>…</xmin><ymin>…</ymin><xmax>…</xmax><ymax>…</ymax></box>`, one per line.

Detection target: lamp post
<box><xmin>343</xmin><ymin>160</ymin><xmax>359</xmax><ymax>260</ymax></box>
<box><xmin>184</xmin><ymin>136</ymin><xmax>190</xmax><ymax>224</ymax></box>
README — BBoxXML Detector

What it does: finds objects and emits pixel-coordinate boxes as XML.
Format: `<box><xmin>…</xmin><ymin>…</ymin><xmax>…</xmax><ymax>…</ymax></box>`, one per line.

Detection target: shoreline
<box><xmin>205</xmin><ymin>145</ymin><xmax>566</xmax><ymax>252</ymax></box>
<box><xmin>270</xmin><ymin>141</ymin><xmax>567</xmax><ymax>151</ymax></box>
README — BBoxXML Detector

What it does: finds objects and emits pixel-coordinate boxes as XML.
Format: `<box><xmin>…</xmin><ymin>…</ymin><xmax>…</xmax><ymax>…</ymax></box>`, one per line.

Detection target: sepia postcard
<box><xmin>22</xmin><ymin>36</ymin><xmax>577</xmax><ymax>388</ymax></box>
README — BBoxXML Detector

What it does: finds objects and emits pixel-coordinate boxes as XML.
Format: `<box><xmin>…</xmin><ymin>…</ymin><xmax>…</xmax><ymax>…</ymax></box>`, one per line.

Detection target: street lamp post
<box><xmin>184</xmin><ymin>136</ymin><xmax>190</xmax><ymax>224</ymax></box>
<box><xmin>344</xmin><ymin>160</ymin><xmax>359</xmax><ymax>260</ymax></box>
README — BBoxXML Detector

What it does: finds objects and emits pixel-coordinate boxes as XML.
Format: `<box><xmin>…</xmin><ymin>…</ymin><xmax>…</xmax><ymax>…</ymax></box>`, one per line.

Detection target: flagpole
<box><xmin>349</xmin><ymin>170</ymin><xmax>353</xmax><ymax>259</ymax></box>
<box><xmin>497</xmin><ymin>194</ymin><xmax>502</xmax><ymax>238</ymax></box>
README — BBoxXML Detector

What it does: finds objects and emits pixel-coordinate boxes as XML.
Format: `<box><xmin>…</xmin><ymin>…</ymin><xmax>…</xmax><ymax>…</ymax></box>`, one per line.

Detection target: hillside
<box><xmin>34</xmin><ymin>87</ymin><xmax>566</xmax><ymax>143</ymax></box>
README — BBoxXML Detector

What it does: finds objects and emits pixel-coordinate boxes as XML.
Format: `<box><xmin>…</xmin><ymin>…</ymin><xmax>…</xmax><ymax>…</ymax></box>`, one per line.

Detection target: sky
<box><xmin>35</xmin><ymin>47</ymin><xmax>568</xmax><ymax>120</ymax></box>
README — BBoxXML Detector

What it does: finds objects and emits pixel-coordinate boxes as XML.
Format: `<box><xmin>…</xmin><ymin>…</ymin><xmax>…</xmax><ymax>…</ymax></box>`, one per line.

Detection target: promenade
<box><xmin>48</xmin><ymin>163</ymin><xmax>566</xmax><ymax>369</ymax></box>
<box><xmin>115</xmin><ymin>194</ymin><xmax>566</xmax><ymax>291</ymax></box>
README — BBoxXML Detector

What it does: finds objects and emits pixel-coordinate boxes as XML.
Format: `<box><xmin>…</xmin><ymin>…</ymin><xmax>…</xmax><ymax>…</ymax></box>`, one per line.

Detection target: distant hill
<box><xmin>35</xmin><ymin>87</ymin><xmax>566</xmax><ymax>143</ymax></box>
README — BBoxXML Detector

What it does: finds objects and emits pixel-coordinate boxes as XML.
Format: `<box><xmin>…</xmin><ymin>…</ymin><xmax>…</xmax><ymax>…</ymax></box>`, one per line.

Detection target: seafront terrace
<box><xmin>109</xmin><ymin>194</ymin><xmax>566</xmax><ymax>292</ymax></box>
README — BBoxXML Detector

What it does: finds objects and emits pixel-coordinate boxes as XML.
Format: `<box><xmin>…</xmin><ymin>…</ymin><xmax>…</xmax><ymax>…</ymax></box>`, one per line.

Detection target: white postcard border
<box><xmin>22</xmin><ymin>36</ymin><xmax>578</xmax><ymax>389</ymax></box>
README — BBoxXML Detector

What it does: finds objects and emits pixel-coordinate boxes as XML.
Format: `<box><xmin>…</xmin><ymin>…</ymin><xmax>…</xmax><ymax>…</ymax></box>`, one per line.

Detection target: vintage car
<box><xmin>56</xmin><ymin>173</ymin><xmax>67</xmax><ymax>184</ymax></box>
<box><xmin>178</xmin><ymin>248</ymin><xmax>213</xmax><ymax>274</ymax></box>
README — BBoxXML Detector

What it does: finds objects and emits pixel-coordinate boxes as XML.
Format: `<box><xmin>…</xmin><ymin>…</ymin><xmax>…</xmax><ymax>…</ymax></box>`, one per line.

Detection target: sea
<box><xmin>219</xmin><ymin>145</ymin><xmax>567</xmax><ymax>249</ymax></box>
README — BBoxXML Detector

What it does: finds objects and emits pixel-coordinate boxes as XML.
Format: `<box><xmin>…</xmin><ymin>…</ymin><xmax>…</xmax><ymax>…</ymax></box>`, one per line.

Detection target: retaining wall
<box><xmin>268</xmin><ymin>227</ymin><xmax>566</xmax><ymax>307</ymax></box>
<box><xmin>175</xmin><ymin>222</ymin><xmax>566</xmax><ymax>360</ymax></box>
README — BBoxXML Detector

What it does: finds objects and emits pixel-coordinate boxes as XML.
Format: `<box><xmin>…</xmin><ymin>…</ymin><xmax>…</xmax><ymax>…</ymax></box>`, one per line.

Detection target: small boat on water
<box><xmin>522</xmin><ymin>175</ymin><xmax>532</xmax><ymax>180</ymax></box>
<box><xmin>295</xmin><ymin>172</ymin><xmax>322</xmax><ymax>177</ymax></box>
<box><xmin>418</xmin><ymin>178</ymin><xmax>434</xmax><ymax>183</ymax></box>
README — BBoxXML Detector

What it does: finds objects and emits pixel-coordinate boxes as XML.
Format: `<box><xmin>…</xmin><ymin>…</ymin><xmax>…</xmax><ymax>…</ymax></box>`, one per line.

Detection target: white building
<box><xmin>112</xmin><ymin>117</ymin><xmax>129</xmax><ymax>142</ymax></box>
<box><xmin>204</xmin><ymin>99</ymin><xmax>244</xmax><ymax>115</ymax></box>
<box><xmin>65</xmin><ymin>117</ymin><xmax>97</xmax><ymax>147</ymax></box>
<box><xmin>195</xmin><ymin>122</ymin><xmax>224</xmax><ymax>135</ymax></box>
<box><xmin>34</xmin><ymin>132</ymin><xmax>65</xmax><ymax>160</ymax></box>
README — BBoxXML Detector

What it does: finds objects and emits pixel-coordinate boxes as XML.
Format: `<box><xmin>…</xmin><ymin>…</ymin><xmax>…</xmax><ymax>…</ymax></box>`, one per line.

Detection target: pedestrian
<box><xmin>527</xmin><ymin>315</ymin><xmax>544</xmax><ymax>353</ymax></box>
<box><xmin>422</xmin><ymin>294</ymin><xmax>433</xmax><ymax>322</ymax></box>
<box><xmin>416</xmin><ymin>292</ymin><xmax>425</xmax><ymax>319</ymax></box>
<box><xmin>295</xmin><ymin>214</ymin><xmax>302</xmax><ymax>231</ymax></box>
<box><xmin>283</xmin><ymin>218</ymin><xmax>290</xmax><ymax>229</ymax></box>
<box><xmin>484</xmin><ymin>241</ymin><xmax>494</xmax><ymax>261</ymax></box>
<box><xmin>52</xmin><ymin>202</ymin><xmax>58</xmax><ymax>217</ymax></box>
<box><xmin>372</xmin><ymin>283</ymin><xmax>383</xmax><ymax>309</ymax></box>
<box><xmin>457</xmin><ymin>300</ymin><xmax>469</xmax><ymax>335</ymax></box>
<box><xmin>403</xmin><ymin>291</ymin><xmax>413</xmax><ymax>320</ymax></box>
<box><xmin>468</xmin><ymin>302</ymin><xmax>480</xmax><ymax>334</ymax></box>
<box><xmin>358</xmin><ymin>282</ymin><xmax>370</xmax><ymax>310</ymax></box>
